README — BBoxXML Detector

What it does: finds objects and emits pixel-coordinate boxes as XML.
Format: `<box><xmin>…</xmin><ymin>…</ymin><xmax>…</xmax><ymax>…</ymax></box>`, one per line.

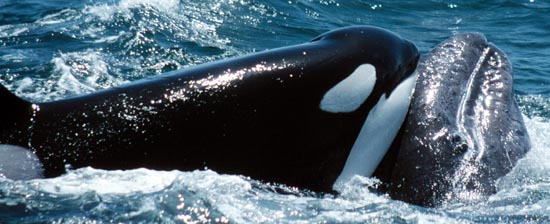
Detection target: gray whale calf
<box><xmin>378</xmin><ymin>33</ymin><xmax>531</xmax><ymax>207</ymax></box>
<box><xmin>0</xmin><ymin>26</ymin><xmax>419</xmax><ymax>193</ymax></box>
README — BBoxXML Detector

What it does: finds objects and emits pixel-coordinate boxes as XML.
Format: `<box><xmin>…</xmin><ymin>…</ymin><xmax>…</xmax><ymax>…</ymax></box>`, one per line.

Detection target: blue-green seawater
<box><xmin>1</xmin><ymin>0</ymin><xmax>549</xmax><ymax>223</ymax></box>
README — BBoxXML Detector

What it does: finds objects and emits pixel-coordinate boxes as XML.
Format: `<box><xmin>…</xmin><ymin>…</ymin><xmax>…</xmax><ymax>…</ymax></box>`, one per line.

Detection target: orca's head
<box><xmin>312</xmin><ymin>26</ymin><xmax>421</xmax><ymax>189</ymax></box>
<box><xmin>316</xmin><ymin>26</ymin><xmax>419</xmax><ymax>114</ymax></box>
<box><xmin>312</xmin><ymin>26</ymin><xmax>419</xmax><ymax>97</ymax></box>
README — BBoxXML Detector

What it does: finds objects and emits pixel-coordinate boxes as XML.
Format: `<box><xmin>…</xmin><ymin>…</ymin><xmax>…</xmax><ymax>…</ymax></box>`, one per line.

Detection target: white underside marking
<box><xmin>320</xmin><ymin>64</ymin><xmax>377</xmax><ymax>113</ymax></box>
<box><xmin>333</xmin><ymin>73</ymin><xmax>417</xmax><ymax>190</ymax></box>
<box><xmin>0</xmin><ymin>144</ymin><xmax>44</xmax><ymax>180</ymax></box>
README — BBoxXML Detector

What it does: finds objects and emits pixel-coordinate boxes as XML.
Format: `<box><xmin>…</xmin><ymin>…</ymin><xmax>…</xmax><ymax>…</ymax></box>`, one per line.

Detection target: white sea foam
<box><xmin>48</xmin><ymin>51</ymin><xmax>125</xmax><ymax>98</ymax></box>
<box><xmin>7</xmin><ymin>51</ymin><xmax>126</xmax><ymax>102</ymax></box>
<box><xmin>35</xmin><ymin>9</ymin><xmax>81</xmax><ymax>26</ymax></box>
<box><xmin>81</xmin><ymin>0</ymin><xmax>228</xmax><ymax>48</ymax></box>
<box><xmin>34</xmin><ymin>167</ymin><xmax>177</xmax><ymax>194</ymax></box>
<box><xmin>52</xmin><ymin>57</ymin><xmax>96</xmax><ymax>95</ymax></box>
<box><xmin>0</xmin><ymin>25</ymin><xmax>29</xmax><ymax>38</ymax></box>
<box><xmin>496</xmin><ymin>116</ymin><xmax>550</xmax><ymax>191</ymax></box>
<box><xmin>81</xmin><ymin>0</ymin><xmax>180</xmax><ymax>24</ymax></box>
<box><xmin>0</xmin><ymin>50</ymin><xmax>29</xmax><ymax>63</ymax></box>
<box><xmin>14</xmin><ymin>77</ymin><xmax>34</xmax><ymax>95</ymax></box>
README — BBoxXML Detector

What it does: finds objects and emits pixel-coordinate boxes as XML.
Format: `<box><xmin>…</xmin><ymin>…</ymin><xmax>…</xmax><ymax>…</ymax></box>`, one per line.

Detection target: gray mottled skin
<box><xmin>388</xmin><ymin>33</ymin><xmax>531</xmax><ymax>207</ymax></box>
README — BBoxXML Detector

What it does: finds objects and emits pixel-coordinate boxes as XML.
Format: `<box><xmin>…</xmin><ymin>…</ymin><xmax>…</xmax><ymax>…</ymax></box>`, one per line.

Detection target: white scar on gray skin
<box><xmin>320</xmin><ymin>64</ymin><xmax>377</xmax><ymax>113</ymax></box>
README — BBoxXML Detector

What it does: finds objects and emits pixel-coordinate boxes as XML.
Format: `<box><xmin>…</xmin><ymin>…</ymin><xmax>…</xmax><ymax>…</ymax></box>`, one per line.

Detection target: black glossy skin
<box><xmin>0</xmin><ymin>26</ymin><xmax>418</xmax><ymax>192</ymax></box>
<box><xmin>385</xmin><ymin>33</ymin><xmax>531</xmax><ymax>207</ymax></box>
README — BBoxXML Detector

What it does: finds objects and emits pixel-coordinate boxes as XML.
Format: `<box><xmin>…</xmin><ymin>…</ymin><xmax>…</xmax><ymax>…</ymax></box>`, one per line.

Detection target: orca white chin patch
<box><xmin>320</xmin><ymin>64</ymin><xmax>377</xmax><ymax>113</ymax></box>
<box><xmin>333</xmin><ymin>73</ymin><xmax>417</xmax><ymax>190</ymax></box>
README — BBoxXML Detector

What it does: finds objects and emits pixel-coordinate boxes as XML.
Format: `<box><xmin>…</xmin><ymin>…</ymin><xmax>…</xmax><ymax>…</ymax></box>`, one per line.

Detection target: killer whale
<box><xmin>375</xmin><ymin>33</ymin><xmax>531</xmax><ymax>207</ymax></box>
<box><xmin>0</xmin><ymin>26</ymin><xmax>419</xmax><ymax>192</ymax></box>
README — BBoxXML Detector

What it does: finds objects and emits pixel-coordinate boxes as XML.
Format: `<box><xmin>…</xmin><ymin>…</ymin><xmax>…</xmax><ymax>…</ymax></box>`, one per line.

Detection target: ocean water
<box><xmin>0</xmin><ymin>0</ymin><xmax>549</xmax><ymax>223</ymax></box>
